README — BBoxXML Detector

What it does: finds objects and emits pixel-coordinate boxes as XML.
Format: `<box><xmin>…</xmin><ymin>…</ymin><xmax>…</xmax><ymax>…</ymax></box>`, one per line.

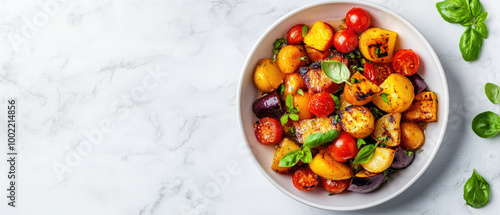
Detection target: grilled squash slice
<box><xmin>300</xmin><ymin>62</ymin><xmax>340</xmax><ymax>94</ymax></box>
<box><xmin>359</xmin><ymin>28</ymin><xmax>398</xmax><ymax>63</ymax></box>
<box><xmin>293</xmin><ymin>116</ymin><xmax>341</xmax><ymax>143</ymax></box>
<box><xmin>344</xmin><ymin>72</ymin><xmax>382</xmax><ymax>105</ymax></box>
<box><xmin>403</xmin><ymin>91</ymin><xmax>438</xmax><ymax>122</ymax></box>
<box><xmin>303</xmin><ymin>21</ymin><xmax>334</xmax><ymax>51</ymax></box>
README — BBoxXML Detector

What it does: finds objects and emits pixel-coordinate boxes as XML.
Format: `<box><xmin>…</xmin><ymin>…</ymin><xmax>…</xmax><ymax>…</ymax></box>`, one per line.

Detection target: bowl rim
<box><xmin>236</xmin><ymin>0</ymin><xmax>449</xmax><ymax>211</ymax></box>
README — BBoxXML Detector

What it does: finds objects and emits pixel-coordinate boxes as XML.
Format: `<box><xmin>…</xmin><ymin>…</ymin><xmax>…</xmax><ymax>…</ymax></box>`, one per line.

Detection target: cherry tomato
<box><xmin>308</xmin><ymin>91</ymin><xmax>336</xmax><ymax>117</ymax></box>
<box><xmin>254</xmin><ymin>117</ymin><xmax>284</xmax><ymax>145</ymax></box>
<box><xmin>392</xmin><ymin>49</ymin><xmax>420</xmax><ymax>76</ymax></box>
<box><xmin>327</xmin><ymin>131</ymin><xmax>359</xmax><ymax>162</ymax></box>
<box><xmin>333</xmin><ymin>29</ymin><xmax>358</xmax><ymax>53</ymax></box>
<box><xmin>292</xmin><ymin>168</ymin><xmax>320</xmax><ymax>191</ymax></box>
<box><xmin>363</xmin><ymin>62</ymin><xmax>393</xmax><ymax>85</ymax></box>
<box><xmin>346</xmin><ymin>8</ymin><xmax>371</xmax><ymax>34</ymax></box>
<box><xmin>322</xmin><ymin>179</ymin><xmax>351</xmax><ymax>194</ymax></box>
<box><xmin>287</xmin><ymin>24</ymin><xmax>305</xmax><ymax>45</ymax></box>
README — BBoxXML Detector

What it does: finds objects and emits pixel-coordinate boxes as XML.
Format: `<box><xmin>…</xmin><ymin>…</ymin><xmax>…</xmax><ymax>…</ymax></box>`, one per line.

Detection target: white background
<box><xmin>0</xmin><ymin>0</ymin><xmax>499</xmax><ymax>214</ymax></box>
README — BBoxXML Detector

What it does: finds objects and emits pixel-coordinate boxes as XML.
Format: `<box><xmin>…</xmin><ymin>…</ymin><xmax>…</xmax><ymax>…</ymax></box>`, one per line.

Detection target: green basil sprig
<box><xmin>353</xmin><ymin>143</ymin><xmax>378</xmax><ymax>164</ymax></box>
<box><xmin>464</xmin><ymin>169</ymin><xmax>490</xmax><ymax>208</ymax></box>
<box><xmin>280</xmin><ymin>94</ymin><xmax>300</xmax><ymax>125</ymax></box>
<box><xmin>436</xmin><ymin>0</ymin><xmax>488</xmax><ymax>61</ymax></box>
<box><xmin>322</xmin><ymin>60</ymin><xmax>351</xmax><ymax>85</ymax></box>
<box><xmin>471</xmin><ymin>111</ymin><xmax>500</xmax><ymax>138</ymax></box>
<box><xmin>356</xmin><ymin>138</ymin><xmax>366</xmax><ymax>149</ymax></box>
<box><xmin>279</xmin><ymin>130</ymin><xmax>340</xmax><ymax>167</ymax></box>
<box><xmin>302</xmin><ymin>25</ymin><xmax>308</xmax><ymax>37</ymax></box>
<box><xmin>330</xmin><ymin>94</ymin><xmax>340</xmax><ymax>110</ymax></box>
<box><xmin>485</xmin><ymin>83</ymin><xmax>500</xmax><ymax>104</ymax></box>
<box><xmin>380</xmin><ymin>93</ymin><xmax>390</xmax><ymax>105</ymax></box>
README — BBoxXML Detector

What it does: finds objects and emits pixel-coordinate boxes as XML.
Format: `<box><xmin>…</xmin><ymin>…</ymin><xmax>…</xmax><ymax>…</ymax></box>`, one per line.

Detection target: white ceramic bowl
<box><xmin>237</xmin><ymin>0</ymin><xmax>449</xmax><ymax>211</ymax></box>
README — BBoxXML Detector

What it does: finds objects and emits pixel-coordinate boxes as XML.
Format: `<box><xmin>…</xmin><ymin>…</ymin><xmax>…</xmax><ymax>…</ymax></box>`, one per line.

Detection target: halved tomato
<box><xmin>392</xmin><ymin>49</ymin><xmax>420</xmax><ymax>76</ymax></box>
<box><xmin>254</xmin><ymin>117</ymin><xmax>284</xmax><ymax>144</ymax></box>
<box><xmin>292</xmin><ymin>168</ymin><xmax>320</xmax><ymax>191</ymax></box>
<box><xmin>322</xmin><ymin>178</ymin><xmax>351</xmax><ymax>194</ymax></box>
<box><xmin>363</xmin><ymin>62</ymin><xmax>393</xmax><ymax>85</ymax></box>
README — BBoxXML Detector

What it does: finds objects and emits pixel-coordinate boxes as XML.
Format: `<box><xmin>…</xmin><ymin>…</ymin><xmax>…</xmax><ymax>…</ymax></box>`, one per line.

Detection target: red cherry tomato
<box><xmin>287</xmin><ymin>24</ymin><xmax>305</xmax><ymax>45</ymax></box>
<box><xmin>346</xmin><ymin>8</ymin><xmax>371</xmax><ymax>34</ymax></box>
<box><xmin>392</xmin><ymin>49</ymin><xmax>420</xmax><ymax>76</ymax></box>
<box><xmin>292</xmin><ymin>168</ymin><xmax>320</xmax><ymax>191</ymax></box>
<box><xmin>254</xmin><ymin>117</ymin><xmax>284</xmax><ymax>145</ymax></box>
<box><xmin>308</xmin><ymin>91</ymin><xmax>336</xmax><ymax>117</ymax></box>
<box><xmin>333</xmin><ymin>29</ymin><xmax>358</xmax><ymax>53</ymax></box>
<box><xmin>327</xmin><ymin>131</ymin><xmax>359</xmax><ymax>162</ymax></box>
<box><xmin>363</xmin><ymin>62</ymin><xmax>393</xmax><ymax>85</ymax></box>
<box><xmin>322</xmin><ymin>179</ymin><xmax>351</xmax><ymax>194</ymax></box>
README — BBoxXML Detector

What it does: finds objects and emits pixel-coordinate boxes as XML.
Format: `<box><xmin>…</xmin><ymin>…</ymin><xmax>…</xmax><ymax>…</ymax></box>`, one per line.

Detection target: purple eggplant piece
<box><xmin>391</xmin><ymin>148</ymin><xmax>415</xmax><ymax>170</ymax></box>
<box><xmin>252</xmin><ymin>92</ymin><xmax>283</xmax><ymax>119</ymax></box>
<box><xmin>348</xmin><ymin>172</ymin><xmax>384</xmax><ymax>193</ymax></box>
<box><xmin>408</xmin><ymin>74</ymin><xmax>427</xmax><ymax>95</ymax></box>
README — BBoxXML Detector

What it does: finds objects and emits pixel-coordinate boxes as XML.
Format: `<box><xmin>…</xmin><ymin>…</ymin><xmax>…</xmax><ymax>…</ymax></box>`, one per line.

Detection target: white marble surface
<box><xmin>0</xmin><ymin>0</ymin><xmax>499</xmax><ymax>214</ymax></box>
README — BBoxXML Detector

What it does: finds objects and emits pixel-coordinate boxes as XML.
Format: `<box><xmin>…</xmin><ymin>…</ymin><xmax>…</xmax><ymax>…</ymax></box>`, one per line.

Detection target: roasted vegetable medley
<box><xmin>252</xmin><ymin>8</ymin><xmax>438</xmax><ymax>194</ymax></box>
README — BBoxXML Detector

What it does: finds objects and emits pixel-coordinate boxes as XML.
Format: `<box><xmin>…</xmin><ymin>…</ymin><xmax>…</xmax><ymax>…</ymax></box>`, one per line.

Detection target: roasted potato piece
<box><xmin>253</xmin><ymin>59</ymin><xmax>285</xmax><ymax>92</ymax></box>
<box><xmin>344</xmin><ymin>72</ymin><xmax>382</xmax><ymax>105</ymax></box>
<box><xmin>403</xmin><ymin>91</ymin><xmax>438</xmax><ymax>122</ymax></box>
<box><xmin>293</xmin><ymin>116</ymin><xmax>341</xmax><ymax>143</ymax></box>
<box><xmin>281</xmin><ymin>73</ymin><xmax>306</xmax><ymax>100</ymax></box>
<box><xmin>271</xmin><ymin>138</ymin><xmax>301</xmax><ymax>173</ymax></box>
<box><xmin>309</xmin><ymin>150</ymin><xmax>353</xmax><ymax>180</ymax></box>
<box><xmin>277</xmin><ymin>45</ymin><xmax>309</xmax><ymax>74</ymax></box>
<box><xmin>361</xmin><ymin>147</ymin><xmax>395</xmax><ymax>173</ymax></box>
<box><xmin>292</xmin><ymin>91</ymin><xmax>314</xmax><ymax>120</ymax></box>
<box><xmin>372</xmin><ymin>74</ymin><xmax>414</xmax><ymax>113</ymax></box>
<box><xmin>305</xmin><ymin>46</ymin><xmax>325</xmax><ymax>62</ymax></box>
<box><xmin>339</xmin><ymin>105</ymin><xmax>375</xmax><ymax>139</ymax></box>
<box><xmin>400</xmin><ymin>122</ymin><xmax>425</xmax><ymax>150</ymax></box>
<box><xmin>303</xmin><ymin>21</ymin><xmax>334</xmax><ymax>51</ymax></box>
<box><xmin>359</xmin><ymin>28</ymin><xmax>398</xmax><ymax>63</ymax></box>
<box><xmin>300</xmin><ymin>63</ymin><xmax>340</xmax><ymax>93</ymax></box>
<box><xmin>372</xmin><ymin>113</ymin><xmax>401</xmax><ymax>147</ymax></box>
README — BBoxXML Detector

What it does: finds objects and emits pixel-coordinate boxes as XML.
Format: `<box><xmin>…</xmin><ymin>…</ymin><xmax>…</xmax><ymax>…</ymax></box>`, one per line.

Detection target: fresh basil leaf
<box><xmin>279</xmin><ymin>149</ymin><xmax>301</xmax><ymax>167</ymax></box>
<box><xmin>356</xmin><ymin>138</ymin><xmax>366</xmax><ymax>149</ymax></box>
<box><xmin>302</xmin><ymin>25</ymin><xmax>308</xmax><ymax>38</ymax></box>
<box><xmin>460</xmin><ymin>19</ymin><xmax>473</xmax><ymax>27</ymax></box>
<box><xmin>300</xmin><ymin>147</ymin><xmax>313</xmax><ymax>163</ymax></box>
<box><xmin>460</xmin><ymin>26</ymin><xmax>483</xmax><ymax>61</ymax></box>
<box><xmin>436</xmin><ymin>0</ymin><xmax>473</xmax><ymax>24</ymax></box>
<box><xmin>380</xmin><ymin>93</ymin><xmax>390</xmax><ymax>104</ymax></box>
<box><xmin>330</xmin><ymin>94</ymin><xmax>340</xmax><ymax>110</ymax></box>
<box><xmin>485</xmin><ymin>83</ymin><xmax>500</xmax><ymax>104</ymax></box>
<box><xmin>468</xmin><ymin>0</ymin><xmax>483</xmax><ymax>18</ymax></box>
<box><xmin>303</xmin><ymin>130</ymin><xmax>340</xmax><ymax>149</ymax></box>
<box><xmin>289</xmin><ymin>113</ymin><xmax>299</xmax><ymax>121</ymax></box>
<box><xmin>471</xmin><ymin>111</ymin><xmax>500</xmax><ymax>138</ymax></box>
<box><xmin>370</xmin><ymin>107</ymin><xmax>384</xmax><ymax>119</ymax></box>
<box><xmin>321</xmin><ymin>60</ymin><xmax>351</xmax><ymax>84</ymax></box>
<box><xmin>353</xmin><ymin>143</ymin><xmax>377</xmax><ymax>164</ymax></box>
<box><xmin>280</xmin><ymin>114</ymin><xmax>289</xmax><ymax>125</ymax></box>
<box><xmin>297</xmin><ymin>89</ymin><xmax>304</xmax><ymax>96</ymax></box>
<box><xmin>475</xmin><ymin>22</ymin><xmax>488</xmax><ymax>39</ymax></box>
<box><xmin>464</xmin><ymin>169</ymin><xmax>490</xmax><ymax>208</ymax></box>
<box><xmin>285</xmin><ymin>94</ymin><xmax>293</xmax><ymax>109</ymax></box>
<box><xmin>334</xmin><ymin>115</ymin><xmax>340</xmax><ymax>122</ymax></box>
<box><xmin>476</xmin><ymin>12</ymin><xmax>487</xmax><ymax>24</ymax></box>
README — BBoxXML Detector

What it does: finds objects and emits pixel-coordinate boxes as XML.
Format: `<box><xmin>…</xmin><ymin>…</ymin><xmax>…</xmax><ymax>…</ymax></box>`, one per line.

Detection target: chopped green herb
<box><xmin>377</xmin><ymin>136</ymin><xmax>390</xmax><ymax>143</ymax></box>
<box><xmin>405</xmin><ymin>151</ymin><xmax>413</xmax><ymax>157</ymax></box>
<box><xmin>380</xmin><ymin>93</ymin><xmax>390</xmax><ymax>104</ymax></box>
<box><xmin>272</xmin><ymin>38</ymin><xmax>287</xmax><ymax>55</ymax></box>
<box><xmin>280</xmin><ymin>114</ymin><xmax>289</xmax><ymax>125</ymax></box>
<box><xmin>375</xmin><ymin>47</ymin><xmax>380</xmax><ymax>56</ymax></box>
<box><xmin>297</xmin><ymin>89</ymin><xmax>304</xmax><ymax>96</ymax></box>
<box><xmin>328</xmin><ymin>193</ymin><xmax>335</xmax><ymax>196</ymax></box>
<box><xmin>335</xmin><ymin>115</ymin><xmax>340</xmax><ymax>122</ymax></box>
<box><xmin>289</xmin><ymin>113</ymin><xmax>299</xmax><ymax>121</ymax></box>
<box><xmin>299</xmin><ymin>56</ymin><xmax>307</xmax><ymax>61</ymax></box>
<box><xmin>418</xmin><ymin>149</ymin><xmax>424</xmax><ymax>154</ymax></box>
<box><xmin>290</xmin><ymin>127</ymin><xmax>295</xmax><ymax>135</ymax></box>
<box><xmin>278</xmin><ymin>84</ymin><xmax>285</xmax><ymax>96</ymax></box>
